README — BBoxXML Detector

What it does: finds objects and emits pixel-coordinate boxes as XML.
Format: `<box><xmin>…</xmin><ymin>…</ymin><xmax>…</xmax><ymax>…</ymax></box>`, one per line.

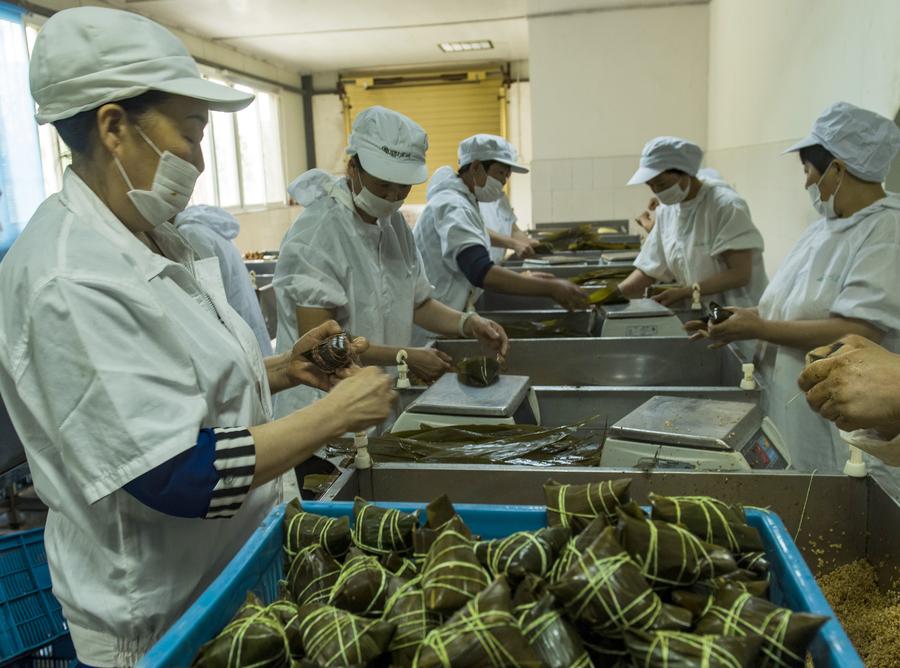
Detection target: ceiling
<box><xmin>108</xmin><ymin>0</ymin><xmax>703</xmax><ymax>73</ymax></box>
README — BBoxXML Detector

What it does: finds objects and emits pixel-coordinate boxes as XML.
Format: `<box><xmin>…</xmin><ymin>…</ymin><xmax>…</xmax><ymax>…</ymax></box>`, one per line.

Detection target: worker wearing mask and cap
<box><xmin>0</xmin><ymin>8</ymin><xmax>396</xmax><ymax>665</ymax></box>
<box><xmin>617</xmin><ymin>137</ymin><xmax>768</xmax><ymax>309</ymax></box>
<box><xmin>692</xmin><ymin>102</ymin><xmax>900</xmax><ymax>498</ymax></box>
<box><xmin>273</xmin><ymin>107</ymin><xmax>508</xmax><ymax>420</ymax></box>
<box><xmin>175</xmin><ymin>205</ymin><xmax>272</xmax><ymax>355</ymax></box>
<box><xmin>413</xmin><ymin>134</ymin><xmax>588</xmax><ymax>342</ymax></box>
<box><xmin>478</xmin><ymin>138</ymin><xmax>541</xmax><ymax>262</ymax></box>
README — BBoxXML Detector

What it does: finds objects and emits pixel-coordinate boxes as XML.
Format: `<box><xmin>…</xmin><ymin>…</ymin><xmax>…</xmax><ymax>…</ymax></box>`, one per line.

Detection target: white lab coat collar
<box><xmin>824</xmin><ymin>193</ymin><xmax>900</xmax><ymax>232</ymax></box>
<box><xmin>61</xmin><ymin>168</ymin><xmax>197</xmax><ymax>281</ymax></box>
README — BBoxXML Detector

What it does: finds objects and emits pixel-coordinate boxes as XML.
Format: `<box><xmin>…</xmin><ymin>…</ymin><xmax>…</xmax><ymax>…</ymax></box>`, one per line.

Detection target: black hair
<box><xmin>458</xmin><ymin>159</ymin><xmax>498</xmax><ymax>177</ymax></box>
<box><xmin>798</xmin><ymin>144</ymin><xmax>836</xmax><ymax>175</ymax></box>
<box><xmin>53</xmin><ymin>90</ymin><xmax>171</xmax><ymax>157</ymax></box>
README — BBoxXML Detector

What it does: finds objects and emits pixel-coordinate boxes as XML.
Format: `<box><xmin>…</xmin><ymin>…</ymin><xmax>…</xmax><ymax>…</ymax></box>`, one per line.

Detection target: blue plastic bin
<box><xmin>0</xmin><ymin>529</ymin><xmax>71</xmax><ymax>666</ymax></box>
<box><xmin>139</xmin><ymin>502</ymin><xmax>863</xmax><ymax>668</ymax></box>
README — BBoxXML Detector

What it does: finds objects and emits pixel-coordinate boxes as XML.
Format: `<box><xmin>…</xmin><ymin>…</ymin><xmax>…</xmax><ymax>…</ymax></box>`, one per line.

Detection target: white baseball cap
<box><xmin>29</xmin><ymin>7</ymin><xmax>254</xmax><ymax>124</ymax></box>
<box><xmin>784</xmin><ymin>101</ymin><xmax>900</xmax><ymax>182</ymax></box>
<box><xmin>346</xmin><ymin>106</ymin><xmax>429</xmax><ymax>185</ymax></box>
<box><xmin>458</xmin><ymin>134</ymin><xmax>529</xmax><ymax>173</ymax></box>
<box><xmin>627</xmin><ymin>136</ymin><xmax>704</xmax><ymax>185</ymax></box>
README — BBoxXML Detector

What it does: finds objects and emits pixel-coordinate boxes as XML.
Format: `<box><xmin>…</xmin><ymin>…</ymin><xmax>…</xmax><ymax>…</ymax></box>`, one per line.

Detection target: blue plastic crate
<box><xmin>0</xmin><ymin>530</ymin><xmax>69</xmax><ymax>665</ymax></box>
<box><xmin>139</xmin><ymin>502</ymin><xmax>863</xmax><ymax>668</ymax></box>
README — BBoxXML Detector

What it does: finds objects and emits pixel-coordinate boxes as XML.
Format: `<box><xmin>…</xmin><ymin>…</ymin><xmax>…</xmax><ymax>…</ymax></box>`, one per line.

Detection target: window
<box><xmin>189</xmin><ymin>71</ymin><xmax>285</xmax><ymax>210</ymax></box>
<box><xmin>1</xmin><ymin>7</ymin><xmax>44</xmax><ymax>251</ymax></box>
<box><xmin>20</xmin><ymin>19</ymin><xmax>286</xmax><ymax>212</ymax></box>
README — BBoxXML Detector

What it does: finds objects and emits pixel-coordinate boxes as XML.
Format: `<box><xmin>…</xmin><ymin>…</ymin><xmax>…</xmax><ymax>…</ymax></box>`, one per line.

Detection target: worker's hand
<box><xmin>510</xmin><ymin>238</ymin><xmax>536</xmax><ymax>259</ymax></box>
<box><xmin>548</xmin><ymin>279</ymin><xmax>590</xmax><ymax>311</ymax></box>
<box><xmin>690</xmin><ymin>307</ymin><xmax>763</xmax><ymax>348</ymax></box>
<box><xmin>283</xmin><ymin>320</ymin><xmax>369</xmax><ymax>391</ymax></box>
<box><xmin>407</xmin><ymin>347</ymin><xmax>453</xmax><ymax>383</ymax></box>
<box><xmin>325</xmin><ymin>366</ymin><xmax>397</xmax><ymax>433</ymax></box>
<box><xmin>798</xmin><ymin>335</ymin><xmax>900</xmax><ymax>432</ymax></box>
<box><xmin>651</xmin><ymin>286</ymin><xmax>691</xmax><ymax>307</ymax></box>
<box><xmin>465</xmin><ymin>315</ymin><xmax>510</xmax><ymax>359</ymax></box>
<box><xmin>635</xmin><ymin>210</ymin><xmax>655</xmax><ymax>233</ymax></box>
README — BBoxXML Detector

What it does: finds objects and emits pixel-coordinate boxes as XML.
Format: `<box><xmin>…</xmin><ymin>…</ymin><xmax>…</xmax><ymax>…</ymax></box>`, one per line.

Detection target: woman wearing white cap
<box><xmin>0</xmin><ymin>8</ymin><xmax>395</xmax><ymax>665</ymax></box>
<box><xmin>694</xmin><ymin>102</ymin><xmax>900</xmax><ymax>496</ymax></box>
<box><xmin>478</xmin><ymin>138</ymin><xmax>541</xmax><ymax>262</ymax></box>
<box><xmin>617</xmin><ymin>136</ymin><xmax>768</xmax><ymax>310</ymax></box>
<box><xmin>274</xmin><ymin>107</ymin><xmax>508</xmax><ymax>423</ymax></box>
<box><xmin>413</xmin><ymin>134</ymin><xmax>588</xmax><ymax>337</ymax></box>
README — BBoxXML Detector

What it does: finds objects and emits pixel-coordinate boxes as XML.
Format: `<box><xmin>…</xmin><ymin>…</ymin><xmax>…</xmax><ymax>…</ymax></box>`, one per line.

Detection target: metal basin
<box><xmin>476</xmin><ymin>309</ymin><xmax>596</xmax><ymax>337</ymax></box>
<box><xmin>320</xmin><ymin>464</ymin><xmax>900</xmax><ymax>582</ymax></box>
<box><xmin>434</xmin><ymin>337</ymin><xmax>751</xmax><ymax>387</ymax></box>
<box><xmin>535</xmin><ymin>219</ymin><xmax>629</xmax><ymax>234</ymax></box>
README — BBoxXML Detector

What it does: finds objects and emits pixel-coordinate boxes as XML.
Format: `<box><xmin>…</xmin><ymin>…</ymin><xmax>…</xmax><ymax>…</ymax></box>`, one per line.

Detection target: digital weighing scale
<box><xmin>600</xmin><ymin>395</ymin><xmax>789</xmax><ymax>471</ymax></box>
<box><xmin>390</xmin><ymin>373</ymin><xmax>539</xmax><ymax>433</ymax></box>
<box><xmin>599</xmin><ymin>299</ymin><xmax>687</xmax><ymax>337</ymax></box>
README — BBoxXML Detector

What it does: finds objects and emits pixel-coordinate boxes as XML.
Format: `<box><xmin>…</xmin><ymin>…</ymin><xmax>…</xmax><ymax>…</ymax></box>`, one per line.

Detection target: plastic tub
<box><xmin>139</xmin><ymin>502</ymin><xmax>863</xmax><ymax>668</ymax></box>
<box><xmin>0</xmin><ymin>529</ymin><xmax>71</xmax><ymax>666</ymax></box>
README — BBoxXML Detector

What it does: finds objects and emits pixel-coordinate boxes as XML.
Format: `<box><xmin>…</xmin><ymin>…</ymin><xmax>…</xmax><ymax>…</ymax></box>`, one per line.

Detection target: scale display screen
<box><xmin>741</xmin><ymin>430</ymin><xmax>787</xmax><ymax>469</ymax></box>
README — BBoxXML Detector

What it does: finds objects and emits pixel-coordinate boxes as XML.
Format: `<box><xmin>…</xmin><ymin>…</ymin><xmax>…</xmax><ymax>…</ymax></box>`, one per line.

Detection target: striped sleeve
<box><xmin>205</xmin><ymin>427</ymin><xmax>257</xmax><ymax>519</ymax></box>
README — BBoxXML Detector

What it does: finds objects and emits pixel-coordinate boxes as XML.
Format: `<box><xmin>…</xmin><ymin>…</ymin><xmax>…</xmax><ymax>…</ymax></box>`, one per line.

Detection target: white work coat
<box><xmin>175</xmin><ymin>214</ymin><xmax>273</xmax><ymax>356</ymax></box>
<box><xmin>272</xmin><ymin>170</ymin><xmax>433</xmax><ymax>418</ymax></box>
<box><xmin>413</xmin><ymin>167</ymin><xmax>490</xmax><ymax>344</ymax></box>
<box><xmin>0</xmin><ymin>170</ymin><xmax>277</xmax><ymax>666</ymax></box>
<box><xmin>480</xmin><ymin>194</ymin><xmax>517</xmax><ymax>263</ymax></box>
<box><xmin>757</xmin><ymin>195</ymin><xmax>900</xmax><ymax>500</ymax></box>
<box><xmin>635</xmin><ymin>180</ymin><xmax>768</xmax><ymax>309</ymax></box>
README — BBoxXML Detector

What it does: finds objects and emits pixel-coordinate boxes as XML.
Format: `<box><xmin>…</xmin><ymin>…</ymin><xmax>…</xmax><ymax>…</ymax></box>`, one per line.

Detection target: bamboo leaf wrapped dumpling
<box><xmin>616</xmin><ymin>508</ymin><xmax>738</xmax><ymax>590</ymax></box>
<box><xmin>456</xmin><ymin>356</ymin><xmax>501</xmax><ymax>387</ymax></box>
<box><xmin>283</xmin><ymin>498</ymin><xmax>351</xmax><ymax>561</ymax></box>
<box><xmin>297</xmin><ymin>603</ymin><xmax>395</xmax><ymax>667</ymax></box>
<box><xmin>544</xmin><ymin>478</ymin><xmax>631</xmax><ymax>531</ymax></box>
<box><xmin>329</xmin><ymin>546</ymin><xmax>393</xmax><ymax>616</ymax></box>
<box><xmin>422</xmin><ymin>516</ymin><xmax>490</xmax><ymax>614</ymax></box>
<box><xmin>383</xmin><ymin>575</ymin><xmax>441</xmax><ymax>666</ymax></box>
<box><xmin>192</xmin><ymin>593</ymin><xmax>291</xmax><ymax>667</ymax></box>
<box><xmin>414</xmin><ymin>577</ymin><xmax>542</xmax><ymax>668</ymax></box>
<box><xmin>286</xmin><ymin>544</ymin><xmax>341</xmax><ymax>606</ymax></box>
<box><xmin>517</xmin><ymin>591</ymin><xmax>592</xmax><ymax>668</ymax></box>
<box><xmin>624</xmin><ymin>630</ymin><xmax>763</xmax><ymax>668</ymax></box>
<box><xmin>548</xmin><ymin>527</ymin><xmax>680</xmax><ymax>638</ymax></box>
<box><xmin>649</xmin><ymin>494</ymin><xmax>764</xmax><ymax>554</ymax></box>
<box><xmin>475</xmin><ymin>526</ymin><xmax>571</xmax><ymax>581</ymax></box>
<box><xmin>548</xmin><ymin>516</ymin><xmax>608</xmax><ymax>584</ymax></box>
<box><xmin>694</xmin><ymin>585</ymin><xmax>829</xmax><ymax>667</ymax></box>
<box><xmin>352</xmin><ymin>497</ymin><xmax>418</xmax><ymax>555</ymax></box>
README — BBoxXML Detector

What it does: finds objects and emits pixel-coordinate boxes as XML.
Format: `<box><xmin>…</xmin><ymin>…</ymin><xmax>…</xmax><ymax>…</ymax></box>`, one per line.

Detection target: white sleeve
<box><xmin>709</xmin><ymin>197</ymin><xmax>765</xmax><ymax>257</ymax></box>
<box><xmin>633</xmin><ymin>221</ymin><xmax>673</xmax><ymax>281</ymax></box>
<box><xmin>831</xmin><ymin>241</ymin><xmax>900</xmax><ymax>334</ymax></box>
<box><xmin>273</xmin><ymin>236</ymin><xmax>349</xmax><ymax>320</ymax></box>
<box><xmin>23</xmin><ymin>277</ymin><xmax>210</xmax><ymax>504</ymax></box>
<box><xmin>435</xmin><ymin>203</ymin><xmax>489</xmax><ymax>262</ymax></box>
<box><xmin>412</xmin><ymin>244</ymin><xmax>434</xmax><ymax>307</ymax></box>
<box><xmin>841</xmin><ymin>429</ymin><xmax>900</xmax><ymax>466</ymax></box>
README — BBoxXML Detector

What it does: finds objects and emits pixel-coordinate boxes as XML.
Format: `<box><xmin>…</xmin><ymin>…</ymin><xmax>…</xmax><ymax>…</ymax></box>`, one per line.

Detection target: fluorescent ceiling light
<box><xmin>438</xmin><ymin>40</ymin><xmax>494</xmax><ymax>53</ymax></box>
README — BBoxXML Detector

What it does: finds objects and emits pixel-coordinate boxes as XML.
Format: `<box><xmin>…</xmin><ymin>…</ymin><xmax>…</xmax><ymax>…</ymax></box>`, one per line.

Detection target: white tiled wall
<box><xmin>530</xmin><ymin>155</ymin><xmax>651</xmax><ymax>226</ymax></box>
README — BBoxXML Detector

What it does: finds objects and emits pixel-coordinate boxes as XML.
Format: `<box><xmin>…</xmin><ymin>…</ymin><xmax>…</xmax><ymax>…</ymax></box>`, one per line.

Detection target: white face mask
<box><xmin>655</xmin><ymin>178</ymin><xmax>690</xmax><ymax>206</ymax></box>
<box><xmin>807</xmin><ymin>162</ymin><xmax>843</xmax><ymax>219</ymax></box>
<box><xmin>474</xmin><ymin>174</ymin><xmax>504</xmax><ymax>203</ymax></box>
<box><xmin>114</xmin><ymin>125</ymin><xmax>200</xmax><ymax>228</ymax></box>
<box><xmin>351</xmin><ymin>171</ymin><xmax>404</xmax><ymax>219</ymax></box>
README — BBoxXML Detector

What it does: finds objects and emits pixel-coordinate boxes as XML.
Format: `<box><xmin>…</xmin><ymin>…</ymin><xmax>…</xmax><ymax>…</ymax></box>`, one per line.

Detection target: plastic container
<box><xmin>0</xmin><ymin>529</ymin><xmax>71</xmax><ymax>666</ymax></box>
<box><xmin>139</xmin><ymin>501</ymin><xmax>863</xmax><ymax>668</ymax></box>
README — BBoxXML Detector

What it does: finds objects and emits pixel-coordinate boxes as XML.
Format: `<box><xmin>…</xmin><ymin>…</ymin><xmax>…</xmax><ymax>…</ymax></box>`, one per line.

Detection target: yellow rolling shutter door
<box><xmin>342</xmin><ymin>73</ymin><xmax>506</xmax><ymax>205</ymax></box>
